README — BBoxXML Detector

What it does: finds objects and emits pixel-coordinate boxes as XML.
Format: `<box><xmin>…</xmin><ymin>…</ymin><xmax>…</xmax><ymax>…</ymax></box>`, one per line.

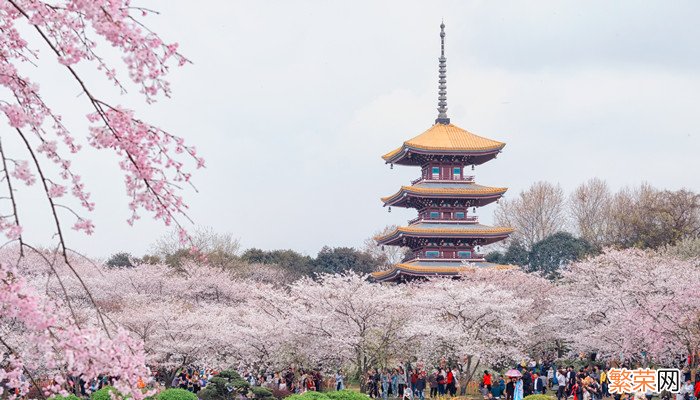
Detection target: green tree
<box><xmin>502</xmin><ymin>241</ymin><xmax>530</xmax><ymax>266</ymax></box>
<box><xmin>106</xmin><ymin>252</ymin><xmax>134</xmax><ymax>268</ymax></box>
<box><xmin>487</xmin><ymin>241</ymin><xmax>530</xmax><ymax>266</ymax></box>
<box><xmin>312</xmin><ymin>246</ymin><xmax>378</xmax><ymax>275</ymax></box>
<box><xmin>528</xmin><ymin>232</ymin><xmax>596</xmax><ymax>279</ymax></box>
<box><xmin>485</xmin><ymin>251</ymin><xmax>503</xmax><ymax>264</ymax></box>
<box><xmin>198</xmin><ymin>370</ymin><xmax>250</xmax><ymax>400</ymax></box>
<box><xmin>240</xmin><ymin>248</ymin><xmax>314</xmax><ymax>277</ymax></box>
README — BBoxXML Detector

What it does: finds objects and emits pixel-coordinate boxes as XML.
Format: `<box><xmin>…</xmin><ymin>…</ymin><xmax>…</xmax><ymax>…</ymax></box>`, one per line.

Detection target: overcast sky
<box><xmin>15</xmin><ymin>1</ymin><xmax>700</xmax><ymax>258</ymax></box>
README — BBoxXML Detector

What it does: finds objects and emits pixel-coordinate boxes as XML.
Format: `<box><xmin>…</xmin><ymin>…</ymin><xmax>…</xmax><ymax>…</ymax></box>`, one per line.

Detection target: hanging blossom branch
<box><xmin>0</xmin><ymin>0</ymin><xmax>204</xmax><ymax>398</ymax></box>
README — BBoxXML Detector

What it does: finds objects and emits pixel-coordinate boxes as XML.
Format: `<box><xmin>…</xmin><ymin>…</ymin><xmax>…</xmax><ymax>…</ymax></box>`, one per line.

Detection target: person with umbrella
<box><xmin>505</xmin><ymin>370</ymin><xmax>522</xmax><ymax>400</ymax></box>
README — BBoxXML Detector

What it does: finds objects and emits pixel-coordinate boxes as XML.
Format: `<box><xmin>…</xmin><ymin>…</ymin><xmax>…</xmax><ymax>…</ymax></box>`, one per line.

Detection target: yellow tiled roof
<box><xmin>371</xmin><ymin>263</ymin><xmax>514</xmax><ymax>279</ymax></box>
<box><xmin>375</xmin><ymin>225</ymin><xmax>514</xmax><ymax>242</ymax></box>
<box><xmin>381</xmin><ymin>185</ymin><xmax>507</xmax><ymax>203</ymax></box>
<box><xmin>382</xmin><ymin>123</ymin><xmax>505</xmax><ymax>160</ymax></box>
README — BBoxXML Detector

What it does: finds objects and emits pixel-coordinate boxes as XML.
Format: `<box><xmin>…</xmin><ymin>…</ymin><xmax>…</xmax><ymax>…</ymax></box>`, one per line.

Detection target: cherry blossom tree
<box><xmin>554</xmin><ymin>249</ymin><xmax>700</xmax><ymax>367</ymax></box>
<box><xmin>285</xmin><ymin>273</ymin><xmax>416</xmax><ymax>386</ymax></box>
<box><xmin>0</xmin><ymin>1</ymin><xmax>200</xmax><ymax>398</ymax></box>
<box><xmin>410</xmin><ymin>269</ymin><xmax>549</xmax><ymax>388</ymax></box>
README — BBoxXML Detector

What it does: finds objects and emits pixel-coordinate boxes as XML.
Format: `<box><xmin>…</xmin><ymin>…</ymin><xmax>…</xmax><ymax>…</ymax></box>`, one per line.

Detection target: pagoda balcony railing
<box><xmin>411</xmin><ymin>175</ymin><xmax>476</xmax><ymax>185</ymax></box>
<box><xmin>408</xmin><ymin>254</ymin><xmax>487</xmax><ymax>262</ymax></box>
<box><xmin>408</xmin><ymin>216</ymin><xmax>479</xmax><ymax>225</ymax></box>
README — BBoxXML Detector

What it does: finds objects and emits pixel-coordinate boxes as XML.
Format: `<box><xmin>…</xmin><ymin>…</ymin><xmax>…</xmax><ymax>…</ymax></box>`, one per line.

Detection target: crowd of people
<box><xmin>169</xmin><ymin>368</ymin><xmax>217</xmax><ymax>393</ymax></box>
<box><xmin>364</xmin><ymin>366</ymin><xmax>461</xmax><ymax>400</ymax></box>
<box><xmin>493</xmin><ymin>363</ymin><xmax>700</xmax><ymax>400</ymax></box>
<box><xmin>153</xmin><ymin>360</ymin><xmax>700</xmax><ymax>400</ymax></box>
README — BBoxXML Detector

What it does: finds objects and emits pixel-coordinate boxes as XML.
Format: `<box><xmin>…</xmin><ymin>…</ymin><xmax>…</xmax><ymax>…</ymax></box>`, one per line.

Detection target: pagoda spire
<box><xmin>435</xmin><ymin>21</ymin><xmax>450</xmax><ymax>125</ymax></box>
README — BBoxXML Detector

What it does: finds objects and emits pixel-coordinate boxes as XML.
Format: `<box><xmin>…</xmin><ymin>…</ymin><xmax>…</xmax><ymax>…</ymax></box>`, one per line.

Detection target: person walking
<box><xmin>428</xmin><ymin>371</ymin><xmax>438</xmax><ymax>398</ymax></box>
<box><xmin>437</xmin><ymin>369</ymin><xmax>446</xmax><ymax>396</ymax></box>
<box><xmin>382</xmin><ymin>370</ymin><xmax>390</xmax><ymax>400</ymax></box>
<box><xmin>506</xmin><ymin>378</ymin><xmax>516</xmax><ymax>400</ymax></box>
<box><xmin>484</xmin><ymin>371</ymin><xmax>493</xmax><ymax>392</ymax></box>
<box><xmin>446</xmin><ymin>368</ymin><xmax>456</xmax><ymax>396</ymax></box>
<box><xmin>335</xmin><ymin>370</ymin><xmax>344</xmax><ymax>391</ymax></box>
<box><xmin>397</xmin><ymin>368</ymin><xmax>407</xmax><ymax>398</ymax></box>
<box><xmin>523</xmin><ymin>370</ymin><xmax>533</xmax><ymax>397</ymax></box>
<box><xmin>415</xmin><ymin>371</ymin><xmax>427</xmax><ymax>400</ymax></box>
<box><xmin>600</xmin><ymin>369</ymin><xmax>608</xmax><ymax>398</ymax></box>
<box><xmin>556</xmin><ymin>369</ymin><xmax>567</xmax><ymax>400</ymax></box>
<box><xmin>514</xmin><ymin>378</ymin><xmax>524</xmax><ymax>400</ymax></box>
<box><xmin>571</xmin><ymin>378</ymin><xmax>582</xmax><ymax>400</ymax></box>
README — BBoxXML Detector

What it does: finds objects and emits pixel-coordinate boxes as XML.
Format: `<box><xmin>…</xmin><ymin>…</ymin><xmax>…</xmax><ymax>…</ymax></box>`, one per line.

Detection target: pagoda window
<box><xmin>453</xmin><ymin>167</ymin><xmax>461</xmax><ymax>179</ymax></box>
<box><xmin>425</xmin><ymin>250</ymin><xmax>439</xmax><ymax>258</ymax></box>
<box><xmin>457</xmin><ymin>251</ymin><xmax>472</xmax><ymax>259</ymax></box>
<box><xmin>429</xmin><ymin>211</ymin><xmax>439</xmax><ymax>219</ymax></box>
<box><xmin>431</xmin><ymin>166</ymin><xmax>440</xmax><ymax>179</ymax></box>
<box><xmin>455</xmin><ymin>212</ymin><xmax>465</xmax><ymax>219</ymax></box>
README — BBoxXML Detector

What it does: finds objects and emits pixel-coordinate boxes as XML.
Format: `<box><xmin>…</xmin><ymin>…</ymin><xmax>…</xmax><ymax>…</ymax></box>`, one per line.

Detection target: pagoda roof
<box><xmin>375</xmin><ymin>222</ymin><xmax>513</xmax><ymax>246</ymax></box>
<box><xmin>382</xmin><ymin>123</ymin><xmax>505</xmax><ymax>165</ymax></box>
<box><xmin>381</xmin><ymin>182</ymin><xmax>507</xmax><ymax>206</ymax></box>
<box><xmin>371</xmin><ymin>259</ymin><xmax>513</xmax><ymax>282</ymax></box>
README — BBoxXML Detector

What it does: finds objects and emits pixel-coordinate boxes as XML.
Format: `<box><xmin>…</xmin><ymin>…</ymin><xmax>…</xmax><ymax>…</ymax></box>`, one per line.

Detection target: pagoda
<box><xmin>372</xmin><ymin>23</ymin><xmax>513</xmax><ymax>283</ymax></box>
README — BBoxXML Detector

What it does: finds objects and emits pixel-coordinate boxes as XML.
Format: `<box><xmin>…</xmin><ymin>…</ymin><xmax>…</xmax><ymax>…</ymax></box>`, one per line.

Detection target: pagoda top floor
<box><xmin>382</xmin><ymin>123</ymin><xmax>506</xmax><ymax>167</ymax></box>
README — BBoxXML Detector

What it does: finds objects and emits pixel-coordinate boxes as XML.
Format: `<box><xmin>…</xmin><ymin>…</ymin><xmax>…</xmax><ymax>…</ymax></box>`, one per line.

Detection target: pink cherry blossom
<box><xmin>0</xmin><ymin>1</ymin><xmax>200</xmax><ymax>398</ymax></box>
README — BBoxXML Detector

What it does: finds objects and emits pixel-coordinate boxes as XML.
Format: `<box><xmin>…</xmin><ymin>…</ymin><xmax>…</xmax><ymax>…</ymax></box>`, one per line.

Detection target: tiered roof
<box><xmin>375</xmin><ymin>223</ymin><xmax>513</xmax><ymax>246</ymax></box>
<box><xmin>381</xmin><ymin>182</ymin><xmax>507</xmax><ymax>208</ymax></box>
<box><xmin>372</xmin><ymin>260</ymin><xmax>513</xmax><ymax>281</ymax></box>
<box><xmin>382</xmin><ymin>123</ymin><xmax>506</xmax><ymax>166</ymax></box>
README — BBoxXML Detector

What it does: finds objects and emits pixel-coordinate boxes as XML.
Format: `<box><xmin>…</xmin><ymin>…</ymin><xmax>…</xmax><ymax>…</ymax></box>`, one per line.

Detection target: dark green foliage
<box><xmin>250</xmin><ymin>386</ymin><xmax>274</xmax><ymax>400</ymax></box>
<box><xmin>157</xmin><ymin>389</ymin><xmax>198</xmax><ymax>400</ymax></box>
<box><xmin>313</xmin><ymin>246</ymin><xmax>377</xmax><ymax>275</ymax></box>
<box><xmin>241</xmin><ymin>247</ymin><xmax>381</xmax><ymax>277</ymax></box>
<box><xmin>488</xmin><ymin>241</ymin><xmax>530</xmax><ymax>266</ymax></box>
<box><xmin>91</xmin><ymin>386</ymin><xmax>120</xmax><ymax>400</ymax></box>
<box><xmin>197</xmin><ymin>389</ymin><xmax>218</xmax><ymax>400</ymax></box>
<box><xmin>485</xmin><ymin>251</ymin><xmax>502</xmax><ymax>263</ymax></box>
<box><xmin>286</xmin><ymin>392</ymin><xmax>332</xmax><ymax>400</ymax></box>
<box><xmin>325</xmin><ymin>390</ymin><xmax>370</xmax><ymax>400</ymax></box>
<box><xmin>106</xmin><ymin>252</ymin><xmax>134</xmax><ymax>268</ymax></box>
<box><xmin>241</xmin><ymin>248</ymin><xmax>314</xmax><ymax>277</ymax></box>
<box><xmin>528</xmin><ymin>232</ymin><xmax>597</xmax><ymax>279</ymax></box>
<box><xmin>502</xmin><ymin>241</ymin><xmax>530</xmax><ymax>266</ymax></box>
<box><xmin>198</xmin><ymin>370</ymin><xmax>250</xmax><ymax>400</ymax></box>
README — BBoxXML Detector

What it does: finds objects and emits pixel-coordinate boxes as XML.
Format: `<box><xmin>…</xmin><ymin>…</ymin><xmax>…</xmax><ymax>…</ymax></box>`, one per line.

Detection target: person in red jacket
<box><xmin>484</xmin><ymin>371</ymin><xmax>493</xmax><ymax>391</ymax></box>
<box><xmin>446</xmin><ymin>369</ymin><xmax>456</xmax><ymax>396</ymax></box>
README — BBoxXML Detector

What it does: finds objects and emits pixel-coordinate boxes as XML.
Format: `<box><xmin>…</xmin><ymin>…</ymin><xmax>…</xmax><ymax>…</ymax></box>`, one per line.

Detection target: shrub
<box><xmin>92</xmin><ymin>386</ymin><xmax>120</xmax><ymax>400</ymax></box>
<box><xmin>250</xmin><ymin>387</ymin><xmax>274</xmax><ymax>400</ymax></box>
<box><xmin>286</xmin><ymin>392</ymin><xmax>330</xmax><ymax>400</ymax></box>
<box><xmin>157</xmin><ymin>389</ymin><xmax>198</xmax><ymax>400</ymax></box>
<box><xmin>524</xmin><ymin>395</ymin><xmax>553</xmax><ymax>400</ymax></box>
<box><xmin>197</xmin><ymin>388</ymin><xmax>218</xmax><ymax>400</ymax></box>
<box><xmin>198</xmin><ymin>370</ymin><xmax>249</xmax><ymax>400</ymax></box>
<box><xmin>52</xmin><ymin>395</ymin><xmax>81</xmax><ymax>400</ymax></box>
<box><xmin>326</xmin><ymin>391</ymin><xmax>369</xmax><ymax>400</ymax></box>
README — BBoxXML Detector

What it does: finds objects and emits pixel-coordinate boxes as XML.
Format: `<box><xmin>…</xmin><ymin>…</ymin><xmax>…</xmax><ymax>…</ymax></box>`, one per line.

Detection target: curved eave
<box><xmin>375</xmin><ymin>226</ymin><xmax>514</xmax><ymax>246</ymax></box>
<box><xmin>381</xmin><ymin>186</ymin><xmax>507</xmax><ymax>207</ymax></box>
<box><xmin>372</xmin><ymin>263</ymin><xmax>514</xmax><ymax>282</ymax></box>
<box><xmin>382</xmin><ymin>144</ymin><xmax>505</xmax><ymax>165</ymax></box>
